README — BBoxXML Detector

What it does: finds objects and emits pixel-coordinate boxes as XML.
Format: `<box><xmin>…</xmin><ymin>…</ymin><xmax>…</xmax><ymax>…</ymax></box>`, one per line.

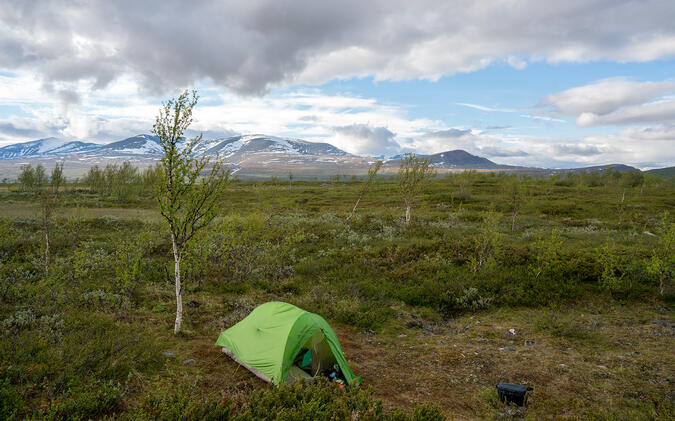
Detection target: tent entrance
<box><xmin>286</xmin><ymin>329</ymin><xmax>339</xmax><ymax>385</ymax></box>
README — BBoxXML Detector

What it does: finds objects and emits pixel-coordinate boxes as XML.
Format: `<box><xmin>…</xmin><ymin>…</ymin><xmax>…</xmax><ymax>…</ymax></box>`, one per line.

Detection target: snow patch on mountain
<box><xmin>0</xmin><ymin>133</ymin><xmax>351</xmax><ymax>161</ymax></box>
<box><xmin>0</xmin><ymin>137</ymin><xmax>101</xmax><ymax>159</ymax></box>
<box><xmin>95</xmin><ymin>134</ymin><xmax>162</xmax><ymax>156</ymax></box>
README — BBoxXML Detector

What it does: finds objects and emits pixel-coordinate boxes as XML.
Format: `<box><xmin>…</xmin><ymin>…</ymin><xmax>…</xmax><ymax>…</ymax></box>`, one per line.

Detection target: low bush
<box><xmin>132</xmin><ymin>380</ymin><xmax>445</xmax><ymax>421</ymax></box>
<box><xmin>39</xmin><ymin>380</ymin><xmax>123</xmax><ymax>421</ymax></box>
<box><xmin>0</xmin><ymin>377</ymin><xmax>24</xmax><ymax>420</ymax></box>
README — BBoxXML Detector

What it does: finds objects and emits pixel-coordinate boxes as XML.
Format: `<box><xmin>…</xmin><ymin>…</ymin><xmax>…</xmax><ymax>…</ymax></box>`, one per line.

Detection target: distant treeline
<box><xmin>8</xmin><ymin>161</ymin><xmax>671</xmax><ymax>199</ymax></box>
<box><xmin>13</xmin><ymin>162</ymin><xmax>162</xmax><ymax>202</ymax></box>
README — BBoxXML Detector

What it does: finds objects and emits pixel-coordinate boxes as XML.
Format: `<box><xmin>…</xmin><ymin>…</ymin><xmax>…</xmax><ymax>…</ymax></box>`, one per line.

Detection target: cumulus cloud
<box><xmin>540</xmin><ymin>78</ymin><xmax>675</xmax><ymax>128</ymax></box>
<box><xmin>576</xmin><ymin>100</ymin><xmax>675</xmax><ymax>126</ymax></box>
<box><xmin>331</xmin><ymin>124</ymin><xmax>400</xmax><ymax>156</ymax></box>
<box><xmin>409</xmin><ymin>127</ymin><xmax>536</xmax><ymax>162</ymax></box>
<box><xmin>583</xmin><ymin>127</ymin><xmax>675</xmax><ymax>169</ymax></box>
<box><xmin>541</xmin><ymin>78</ymin><xmax>675</xmax><ymax>115</ymax></box>
<box><xmin>0</xmin><ymin>120</ymin><xmax>51</xmax><ymax>139</ymax></box>
<box><xmin>617</xmin><ymin>124</ymin><xmax>675</xmax><ymax>141</ymax></box>
<box><xmin>1</xmin><ymin>1</ymin><xmax>675</xmax><ymax>95</ymax></box>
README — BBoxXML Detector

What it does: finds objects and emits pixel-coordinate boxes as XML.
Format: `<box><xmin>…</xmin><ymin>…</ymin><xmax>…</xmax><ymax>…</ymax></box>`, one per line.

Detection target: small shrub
<box><xmin>412</xmin><ymin>404</ymin><xmax>446</xmax><ymax>421</ymax></box>
<box><xmin>81</xmin><ymin>289</ymin><xmax>129</xmax><ymax>311</ymax></box>
<box><xmin>39</xmin><ymin>380</ymin><xmax>123</xmax><ymax>421</ymax></box>
<box><xmin>533</xmin><ymin>310</ymin><xmax>593</xmax><ymax>340</ymax></box>
<box><xmin>596</xmin><ymin>241</ymin><xmax>628</xmax><ymax>296</ymax></box>
<box><xmin>529</xmin><ymin>229</ymin><xmax>563</xmax><ymax>279</ymax></box>
<box><xmin>540</xmin><ymin>201</ymin><xmax>578</xmax><ymax>216</ymax></box>
<box><xmin>645</xmin><ymin>212</ymin><xmax>674</xmax><ymax>296</ymax></box>
<box><xmin>136</xmin><ymin>379</ymin><xmax>232</xmax><ymax>421</ymax></box>
<box><xmin>151</xmin><ymin>304</ymin><xmax>167</xmax><ymax>313</ymax></box>
<box><xmin>1</xmin><ymin>309</ymin><xmax>63</xmax><ymax>342</ymax></box>
<box><xmin>1</xmin><ymin>309</ymin><xmax>36</xmax><ymax>332</ymax></box>
<box><xmin>455</xmin><ymin>287</ymin><xmax>493</xmax><ymax>311</ymax></box>
<box><xmin>467</xmin><ymin>211</ymin><xmax>500</xmax><ymax>273</ymax></box>
<box><xmin>0</xmin><ymin>377</ymin><xmax>24</xmax><ymax>420</ymax></box>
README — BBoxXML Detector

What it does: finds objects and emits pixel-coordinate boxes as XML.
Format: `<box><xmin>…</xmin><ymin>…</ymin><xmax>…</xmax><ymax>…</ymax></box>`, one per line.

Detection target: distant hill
<box><xmin>94</xmin><ymin>134</ymin><xmax>162</xmax><ymax>156</ymax></box>
<box><xmin>384</xmin><ymin>150</ymin><xmax>518</xmax><ymax>169</ymax></box>
<box><xmin>560</xmin><ymin>164</ymin><xmax>639</xmax><ymax>174</ymax></box>
<box><xmin>0</xmin><ymin>137</ymin><xmax>100</xmax><ymax>159</ymax></box>
<box><xmin>424</xmin><ymin>149</ymin><xmax>518</xmax><ymax>169</ymax></box>
<box><xmin>645</xmin><ymin>166</ymin><xmax>675</xmax><ymax>179</ymax></box>
<box><xmin>0</xmin><ymin>133</ymin><xmax>350</xmax><ymax>161</ymax></box>
<box><xmin>203</xmin><ymin>134</ymin><xmax>350</xmax><ymax>161</ymax></box>
<box><xmin>0</xmin><ymin>133</ymin><xmax>657</xmax><ymax>180</ymax></box>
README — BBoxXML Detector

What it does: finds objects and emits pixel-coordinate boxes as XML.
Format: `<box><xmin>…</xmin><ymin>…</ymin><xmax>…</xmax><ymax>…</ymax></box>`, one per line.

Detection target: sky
<box><xmin>0</xmin><ymin>0</ymin><xmax>674</xmax><ymax>169</ymax></box>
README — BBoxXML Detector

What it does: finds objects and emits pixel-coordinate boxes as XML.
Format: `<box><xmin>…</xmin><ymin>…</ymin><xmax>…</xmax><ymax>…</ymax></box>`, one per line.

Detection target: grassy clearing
<box><xmin>0</xmin><ymin>171</ymin><xmax>673</xmax><ymax>419</ymax></box>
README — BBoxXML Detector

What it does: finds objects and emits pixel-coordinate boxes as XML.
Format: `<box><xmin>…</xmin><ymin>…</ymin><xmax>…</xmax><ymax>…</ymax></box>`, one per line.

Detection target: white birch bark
<box><xmin>172</xmin><ymin>234</ymin><xmax>183</xmax><ymax>334</ymax></box>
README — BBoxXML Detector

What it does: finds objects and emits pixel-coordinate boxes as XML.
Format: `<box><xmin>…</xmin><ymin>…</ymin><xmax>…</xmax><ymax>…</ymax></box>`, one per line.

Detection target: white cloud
<box><xmin>582</xmin><ymin>127</ymin><xmax>675</xmax><ymax>169</ymax></box>
<box><xmin>617</xmin><ymin>124</ymin><xmax>675</xmax><ymax>141</ymax></box>
<box><xmin>331</xmin><ymin>124</ymin><xmax>400</xmax><ymax>156</ymax></box>
<box><xmin>520</xmin><ymin>114</ymin><xmax>567</xmax><ymax>123</ymax></box>
<box><xmin>550</xmin><ymin>143</ymin><xmax>603</xmax><ymax>156</ymax></box>
<box><xmin>541</xmin><ymin>78</ymin><xmax>675</xmax><ymax>116</ymax></box>
<box><xmin>576</xmin><ymin>100</ymin><xmax>675</xmax><ymax>127</ymax></box>
<box><xmin>0</xmin><ymin>78</ymin><xmax>448</xmax><ymax>153</ymax></box>
<box><xmin>456</xmin><ymin>103</ymin><xmax>515</xmax><ymax>112</ymax></box>
<box><xmin>2</xmin><ymin>1</ymin><xmax>675</xmax><ymax>95</ymax></box>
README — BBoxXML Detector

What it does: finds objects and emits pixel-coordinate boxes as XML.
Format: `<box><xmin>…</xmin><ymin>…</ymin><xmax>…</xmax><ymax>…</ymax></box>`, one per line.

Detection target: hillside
<box><xmin>646</xmin><ymin>166</ymin><xmax>675</xmax><ymax>179</ymax></box>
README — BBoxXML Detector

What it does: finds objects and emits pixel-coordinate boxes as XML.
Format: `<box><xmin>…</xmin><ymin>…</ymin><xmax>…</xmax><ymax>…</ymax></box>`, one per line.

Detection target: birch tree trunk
<box><xmin>405</xmin><ymin>203</ymin><xmax>411</xmax><ymax>224</ymax></box>
<box><xmin>44</xmin><ymin>222</ymin><xmax>49</xmax><ymax>275</ymax></box>
<box><xmin>172</xmin><ymin>234</ymin><xmax>183</xmax><ymax>334</ymax></box>
<box><xmin>347</xmin><ymin>196</ymin><xmax>362</xmax><ymax>220</ymax></box>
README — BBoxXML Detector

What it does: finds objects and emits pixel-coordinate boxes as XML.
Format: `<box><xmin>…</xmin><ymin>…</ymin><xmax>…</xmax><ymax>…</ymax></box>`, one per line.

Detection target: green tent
<box><xmin>215</xmin><ymin>301</ymin><xmax>360</xmax><ymax>386</ymax></box>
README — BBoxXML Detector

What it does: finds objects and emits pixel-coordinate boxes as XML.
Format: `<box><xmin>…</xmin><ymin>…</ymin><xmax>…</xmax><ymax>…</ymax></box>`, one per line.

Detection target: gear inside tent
<box><xmin>215</xmin><ymin>301</ymin><xmax>360</xmax><ymax>386</ymax></box>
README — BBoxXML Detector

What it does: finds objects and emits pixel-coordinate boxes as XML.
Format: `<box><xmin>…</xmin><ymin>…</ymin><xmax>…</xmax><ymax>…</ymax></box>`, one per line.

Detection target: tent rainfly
<box><xmin>215</xmin><ymin>301</ymin><xmax>360</xmax><ymax>385</ymax></box>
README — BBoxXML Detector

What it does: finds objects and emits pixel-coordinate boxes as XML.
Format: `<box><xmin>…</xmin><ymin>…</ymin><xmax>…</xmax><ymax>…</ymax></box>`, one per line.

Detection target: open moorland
<box><xmin>0</xmin><ymin>169</ymin><xmax>673</xmax><ymax>420</ymax></box>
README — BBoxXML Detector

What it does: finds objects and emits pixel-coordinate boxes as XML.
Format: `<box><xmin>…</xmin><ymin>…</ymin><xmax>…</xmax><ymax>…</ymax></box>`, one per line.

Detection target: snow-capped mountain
<box><xmin>0</xmin><ymin>134</ymin><xmax>351</xmax><ymax>161</ymax></box>
<box><xmin>0</xmin><ymin>133</ymin><xmax>641</xmax><ymax>179</ymax></box>
<box><xmin>0</xmin><ymin>137</ymin><xmax>100</xmax><ymax>159</ymax></box>
<box><xmin>94</xmin><ymin>134</ymin><xmax>162</xmax><ymax>156</ymax></box>
<box><xmin>203</xmin><ymin>134</ymin><xmax>350</xmax><ymax>160</ymax></box>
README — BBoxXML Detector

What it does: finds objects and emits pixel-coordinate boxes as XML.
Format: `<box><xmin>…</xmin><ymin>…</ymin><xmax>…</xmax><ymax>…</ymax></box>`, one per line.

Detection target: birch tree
<box><xmin>153</xmin><ymin>90</ymin><xmax>230</xmax><ymax>334</ymax></box>
<box><xmin>347</xmin><ymin>160</ymin><xmax>382</xmax><ymax>220</ymax></box>
<box><xmin>397</xmin><ymin>154</ymin><xmax>435</xmax><ymax>224</ymax></box>
<box><xmin>40</xmin><ymin>162</ymin><xmax>64</xmax><ymax>275</ymax></box>
<box><xmin>505</xmin><ymin>176</ymin><xmax>524</xmax><ymax>232</ymax></box>
<box><xmin>647</xmin><ymin>211</ymin><xmax>674</xmax><ymax>296</ymax></box>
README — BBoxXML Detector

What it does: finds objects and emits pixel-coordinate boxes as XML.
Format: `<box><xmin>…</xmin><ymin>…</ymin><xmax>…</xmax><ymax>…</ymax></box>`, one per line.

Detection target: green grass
<box><xmin>0</xmin><ymin>171</ymin><xmax>673</xmax><ymax>419</ymax></box>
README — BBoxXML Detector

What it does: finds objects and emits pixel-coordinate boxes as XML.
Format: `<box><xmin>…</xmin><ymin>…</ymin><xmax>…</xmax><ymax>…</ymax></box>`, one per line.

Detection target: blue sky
<box><xmin>1</xmin><ymin>1</ymin><xmax>674</xmax><ymax>169</ymax></box>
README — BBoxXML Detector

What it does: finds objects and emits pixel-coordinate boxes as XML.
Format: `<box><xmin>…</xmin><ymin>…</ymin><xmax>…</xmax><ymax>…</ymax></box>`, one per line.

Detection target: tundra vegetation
<box><xmin>0</xmin><ymin>165</ymin><xmax>673</xmax><ymax>420</ymax></box>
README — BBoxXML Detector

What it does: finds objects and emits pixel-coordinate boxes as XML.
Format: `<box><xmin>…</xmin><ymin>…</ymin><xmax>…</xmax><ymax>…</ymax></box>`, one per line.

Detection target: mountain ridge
<box><xmin>0</xmin><ymin>134</ymin><xmax>643</xmax><ymax>176</ymax></box>
<box><xmin>0</xmin><ymin>137</ymin><xmax>101</xmax><ymax>159</ymax></box>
